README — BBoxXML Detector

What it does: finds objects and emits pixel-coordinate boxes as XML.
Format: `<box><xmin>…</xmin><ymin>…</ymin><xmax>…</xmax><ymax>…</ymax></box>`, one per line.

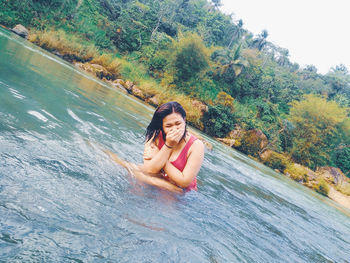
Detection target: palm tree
<box><xmin>211</xmin><ymin>0</ymin><xmax>222</xmax><ymax>9</ymax></box>
<box><xmin>276</xmin><ymin>48</ymin><xmax>290</xmax><ymax>67</ymax></box>
<box><xmin>217</xmin><ymin>44</ymin><xmax>248</xmax><ymax>77</ymax></box>
<box><xmin>251</xmin><ymin>29</ymin><xmax>268</xmax><ymax>51</ymax></box>
<box><xmin>227</xmin><ymin>19</ymin><xmax>244</xmax><ymax>49</ymax></box>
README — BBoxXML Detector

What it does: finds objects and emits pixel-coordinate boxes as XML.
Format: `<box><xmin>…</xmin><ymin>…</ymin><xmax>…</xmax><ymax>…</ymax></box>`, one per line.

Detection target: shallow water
<box><xmin>1</xmin><ymin>27</ymin><xmax>350</xmax><ymax>262</ymax></box>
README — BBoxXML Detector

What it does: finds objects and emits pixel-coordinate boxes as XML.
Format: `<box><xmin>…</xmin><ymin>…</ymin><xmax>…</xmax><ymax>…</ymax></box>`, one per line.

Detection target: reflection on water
<box><xmin>1</xmin><ymin>27</ymin><xmax>350</xmax><ymax>262</ymax></box>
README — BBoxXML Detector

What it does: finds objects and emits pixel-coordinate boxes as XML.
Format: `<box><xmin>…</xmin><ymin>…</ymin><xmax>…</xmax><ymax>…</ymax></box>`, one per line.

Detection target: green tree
<box><xmin>149</xmin><ymin>0</ymin><xmax>180</xmax><ymax>41</ymax></box>
<box><xmin>334</xmin><ymin>147</ymin><xmax>350</xmax><ymax>177</ymax></box>
<box><xmin>259</xmin><ymin>65</ymin><xmax>301</xmax><ymax>105</ymax></box>
<box><xmin>324</xmin><ymin>64</ymin><xmax>350</xmax><ymax>99</ymax></box>
<box><xmin>288</xmin><ymin>94</ymin><xmax>349</xmax><ymax>169</ymax></box>
<box><xmin>198</xmin><ymin>11</ymin><xmax>235</xmax><ymax>46</ymax></box>
<box><xmin>229</xmin><ymin>49</ymin><xmax>263</xmax><ymax>99</ymax></box>
<box><xmin>174</xmin><ymin>0</ymin><xmax>207</xmax><ymax>29</ymax></box>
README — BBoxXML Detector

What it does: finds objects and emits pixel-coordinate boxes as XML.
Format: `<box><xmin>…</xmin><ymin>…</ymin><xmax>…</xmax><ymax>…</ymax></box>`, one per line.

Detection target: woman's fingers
<box><xmin>167</xmin><ymin>129</ymin><xmax>176</xmax><ymax>137</ymax></box>
<box><xmin>175</xmin><ymin>127</ymin><xmax>185</xmax><ymax>141</ymax></box>
<box><xmin>165</xmin><ymin>125</ymin><xmax>186</xmax><ymax>146</ymax></box>
<box><xmin>167</xmin><ymin>128</ymin><xmax>185</xmax><ymax>143</ymax></box>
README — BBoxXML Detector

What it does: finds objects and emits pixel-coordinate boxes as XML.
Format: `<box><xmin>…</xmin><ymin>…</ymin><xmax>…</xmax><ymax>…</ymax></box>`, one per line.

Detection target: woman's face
<box><xmin>162</xmin><ymin>112</ymin><xmax>185</xmax><ymax>136</ymax></box>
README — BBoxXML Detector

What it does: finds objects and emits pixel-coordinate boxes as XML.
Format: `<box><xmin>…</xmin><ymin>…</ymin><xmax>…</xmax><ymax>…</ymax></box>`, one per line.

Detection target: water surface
<box><xmin>1</xmin><ymin>28</ymin><xmax>350</xmax><ymax>262</ymax></box>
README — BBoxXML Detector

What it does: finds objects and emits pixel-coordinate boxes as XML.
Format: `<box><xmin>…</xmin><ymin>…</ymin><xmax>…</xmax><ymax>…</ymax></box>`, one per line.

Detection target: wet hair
<box><xmin>145</xmin><ymin>101</ymin><xmax>187</xmax><ymax>143</ymax></box>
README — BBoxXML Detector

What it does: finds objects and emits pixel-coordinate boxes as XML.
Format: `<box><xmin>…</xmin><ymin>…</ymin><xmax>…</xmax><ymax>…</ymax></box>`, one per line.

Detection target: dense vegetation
<box><xmin>1</xmin><ymin>0</ymin><xmax>349</xmax><ymax>177</ymax></box>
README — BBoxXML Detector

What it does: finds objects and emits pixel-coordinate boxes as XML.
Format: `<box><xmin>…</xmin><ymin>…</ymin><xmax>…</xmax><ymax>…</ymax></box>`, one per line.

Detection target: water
<box><xmin>1</xmin><ymin>27</ymin><xmax>350</xmax><ymax>263</ymax></box>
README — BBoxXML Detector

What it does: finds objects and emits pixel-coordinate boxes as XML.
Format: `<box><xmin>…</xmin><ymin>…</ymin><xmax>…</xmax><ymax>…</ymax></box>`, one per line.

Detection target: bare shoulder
<box><xmin>190</xmin><ymin>136</ymin><xmax>204</xmax><ymax>153</ymax></box>
<box><xmin>193</xmin><ymin>138</ymin><xmax>204</xmax><ymax>150</ymax></box>
<box><xmin>188</xmin><ymin>129</ymin><xmax>213</xmax><ymax>150</ymax></box>
<box><xmin>187</xmin><ymin>137</ymin><xmax>204</xmax><ymax>162</ymax></box>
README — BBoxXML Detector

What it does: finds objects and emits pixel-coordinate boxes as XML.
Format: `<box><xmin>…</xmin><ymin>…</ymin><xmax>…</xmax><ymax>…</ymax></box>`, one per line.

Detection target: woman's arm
<box><xmin>142</xmin><ymin>140</ymin><xmax>172</xmax><ymax>173</ymax></box>
<box><xmin>128</xmin><ymin>164</ymin><xmax>183</xmax><ymax>193</ymax></box>
<box><xmin>163</xmin><ymin>140</ymin><xmax>204</xmax><ymax>188</ymax></box>
<box><xmin>103</xmin><ymin>147</ymin><xmax>183</xmax><ymax>193</ymax></box>
<box><xmin>142</xmin><ymin>128</ymin><xmax>184</xmax><ymax>174</ymax></box>
<box><xmin>103</xmin><ymin>148</ymin><xmax>129</xmax><ymax>168</ymax></box>
<box><xmin>103</xmin><ymin>149</ymin><xmax>183</xmax><ymax>193</ymax></box>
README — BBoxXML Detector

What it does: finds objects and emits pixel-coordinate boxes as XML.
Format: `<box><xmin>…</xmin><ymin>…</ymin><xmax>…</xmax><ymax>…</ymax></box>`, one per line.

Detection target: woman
<box><xmin>105</xmin><ymin>101</ymin><xmax>204</xmax><ymax>193</ymax></box>
<box><xmin>142</xmin><ymin>101</ymin><xmax>204</xmax><ymax>191</ymax></box>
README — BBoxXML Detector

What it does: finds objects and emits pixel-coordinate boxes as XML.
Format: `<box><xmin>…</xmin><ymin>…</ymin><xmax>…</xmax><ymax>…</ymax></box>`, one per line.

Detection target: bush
<box><xmin>193</xmin><ymin>77</ymin><xmax>220</xmax><ymax>103</ymax></box>
<box><xmin>0</xmin><ymin>0</ymin><xmax>78</xmax><ymax>28</ymax></box>
<box><xmin>167</xmin><ymin>32</ymin><xmax>210</xmax><ymax>85</ymax></box>
<box><xmin>262</xmin><ymin>152</ymin><xmax>290</xmax><ymax>171</ymax></box>
<box><xmin>202</xmin><ymin>104</ymin><xmax>235</xmax><ymax>137</ymax></box>
<box><xmin>135</xmin><ymin>44</ymin><xmax>169</xmax><ymax>78</ymax></box>
<box><xmin>216</xmin><ymin>91</ymin><xmax>234</xmax><ymax>111</ymax></box>
<box><xmin>238</xmin><ymin>132</ymin><xmax>260</xmax><ymax>157</ymax></box>
<box><xmin>315</xmin><ymin>179</ymin><xmax>330</xmax><ymax>196</ymax></box>
<box><xmin>284</xmin><ymin>163</ymin><xmax>308</xmax><ymax>182</ymax></box>
<box><xmin>148</xmin><ymin>55</ymin><xmax>168</xmax><ymax>77</ymax></box>
<box><xmin>237</xmin><ymin>130</ymin><xmax>267</xmax><ymax>157</ymax></box>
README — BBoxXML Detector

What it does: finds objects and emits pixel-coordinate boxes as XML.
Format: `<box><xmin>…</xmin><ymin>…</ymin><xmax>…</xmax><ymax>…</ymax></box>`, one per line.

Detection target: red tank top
<box><xmin>157</xmin><ymin>131</ymin><xmax>198</xmax><ymax>191</ymax></box>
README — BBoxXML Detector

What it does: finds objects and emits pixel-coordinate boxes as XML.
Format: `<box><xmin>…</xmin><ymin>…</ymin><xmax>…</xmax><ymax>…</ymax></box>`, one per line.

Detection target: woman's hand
<box><xmin>165</xmin><ymin>125</ymin><xmax>185</xmax><ymax>147</ymax></box>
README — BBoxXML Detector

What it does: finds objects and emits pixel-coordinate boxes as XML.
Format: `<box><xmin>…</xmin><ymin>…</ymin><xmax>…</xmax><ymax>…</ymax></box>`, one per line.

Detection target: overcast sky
<box><xmin>220</xmin><ymin>0</ymin><xmax>350</xmax><ymax>74</ymax></box>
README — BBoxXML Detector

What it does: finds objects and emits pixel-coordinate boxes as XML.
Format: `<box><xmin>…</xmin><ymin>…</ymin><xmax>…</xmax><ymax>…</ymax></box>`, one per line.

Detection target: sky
<box><xmin>220</xmin><ymin>0</ymin><xmax>350</xmax><ymax>74</ymax></box>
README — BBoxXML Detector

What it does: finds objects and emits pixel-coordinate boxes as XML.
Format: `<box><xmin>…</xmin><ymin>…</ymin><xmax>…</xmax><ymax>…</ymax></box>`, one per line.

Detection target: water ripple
<box><xmin>28</xmin><ymin>110</ymin><xmax>48</xmax><ymax>122</ymax></box>
<box><xmin>8</xmin><ymin>88</ymin><xmax>26</xmax><ymax>100</ymax></box>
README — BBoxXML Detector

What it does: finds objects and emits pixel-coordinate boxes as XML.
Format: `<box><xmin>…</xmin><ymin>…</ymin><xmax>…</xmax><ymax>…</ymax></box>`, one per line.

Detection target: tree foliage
<box><xmin>202</xmin><ymin>104</ymin><xmax>235</xmax><ymax>138</ymax></box>
<box><xmin>288</xmin><ymin>94</ymin><xmax>349</xmax><ymax>169</ymax></box>
<box><xmin>334</xmin><ymin>147</ymin><xmax>350</xmax><ymax>177</ymax></box>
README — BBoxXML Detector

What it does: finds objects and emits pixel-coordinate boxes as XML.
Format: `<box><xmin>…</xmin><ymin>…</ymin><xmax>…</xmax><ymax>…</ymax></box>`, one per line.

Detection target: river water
<box><xmin>1</xmin><ymin>27</ymin><xmax>350</xmax><ymax>262</ymax></box>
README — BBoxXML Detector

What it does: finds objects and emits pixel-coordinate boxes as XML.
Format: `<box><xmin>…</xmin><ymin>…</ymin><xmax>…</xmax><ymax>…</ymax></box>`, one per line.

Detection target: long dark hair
<box><xmin>145</xmin><ymin>101</ymin><xmax>187</xmax><ymax>143</ymax></box>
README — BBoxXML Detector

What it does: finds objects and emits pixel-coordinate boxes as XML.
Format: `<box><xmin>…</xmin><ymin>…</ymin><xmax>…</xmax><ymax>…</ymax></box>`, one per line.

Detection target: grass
<box><xmin>29</xmin><ymin>28</ymin><xmax>99</xmax><ymax>62</ymax></box>
<box><xmin>90</xmin><ymin>54</ymin><xmax>121</xmax><ymax>79</ymax></box>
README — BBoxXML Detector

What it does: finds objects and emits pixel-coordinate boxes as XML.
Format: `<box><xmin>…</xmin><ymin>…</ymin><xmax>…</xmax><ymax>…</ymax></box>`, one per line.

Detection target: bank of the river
<box><xmin>5</xmin><ymin>25</ymin><xmax>350</xmax><ymax>211</ymax></box>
